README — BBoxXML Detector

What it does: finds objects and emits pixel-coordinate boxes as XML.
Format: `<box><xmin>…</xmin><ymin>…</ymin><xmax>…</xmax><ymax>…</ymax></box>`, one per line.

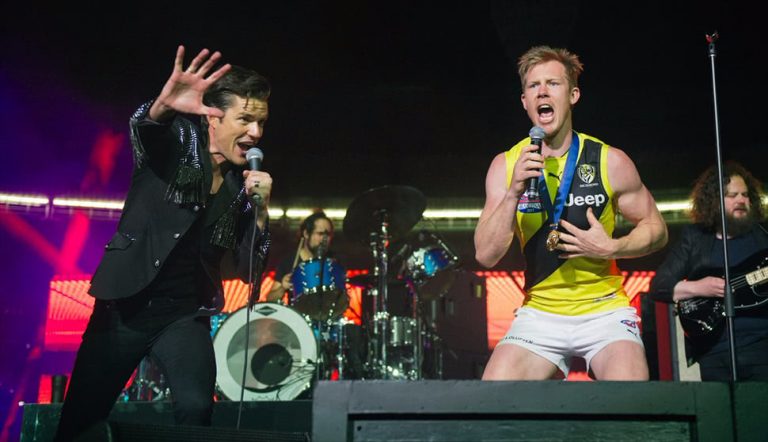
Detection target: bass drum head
<box><xmin>213</xmin><ymin>303</ymin><xmax>317</xmax><ymax>401</ymax></box>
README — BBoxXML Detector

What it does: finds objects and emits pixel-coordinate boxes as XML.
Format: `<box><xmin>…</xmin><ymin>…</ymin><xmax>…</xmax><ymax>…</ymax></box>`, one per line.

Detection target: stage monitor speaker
<box><xmin>313</xmin><ymin>380</ymin><xmax>743</xmax><ymax>442</ymax></box>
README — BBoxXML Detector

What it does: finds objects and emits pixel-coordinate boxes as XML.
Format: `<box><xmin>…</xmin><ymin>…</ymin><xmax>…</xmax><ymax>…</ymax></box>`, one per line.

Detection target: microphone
<box><xmin>525</xmin><ymin>126</ymin><xmax>546</xmax><ymax>193</ymax></box>
<box><xmin>245</xmin><ymin>147</ymin><xmax>264</xmax><ymax>206</ymax></box>
<box><xmin>315</xmin><ymin>233</ymin><xmax>329</xmax><ymax>259</ymax></box>
<box><xmin>246</xmin><ymin>147</ymin><xmax>263</xmax><ymax>171</ymax></box>
<box><xmin>393</xmin><ymin>242</ymin><xmax>410</xmax><ymax>261</ymax></box>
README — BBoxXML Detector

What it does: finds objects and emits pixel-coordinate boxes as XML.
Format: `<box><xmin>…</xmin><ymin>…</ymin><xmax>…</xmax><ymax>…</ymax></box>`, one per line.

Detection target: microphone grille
<box><xmin>529</xmin><ymin>126</ymin><xmax>546</xmax><ymax>140</ymax></box>
<box><xmin>245</xmin><ymin>147</ymin><xmax>264</xmax><ymax>161</ymax></box>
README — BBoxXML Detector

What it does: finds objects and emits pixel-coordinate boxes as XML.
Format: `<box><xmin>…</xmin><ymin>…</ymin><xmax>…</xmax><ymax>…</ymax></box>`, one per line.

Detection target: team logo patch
<box><xmin>620</xmin><ymin>319</ymin><xmax>638</xmax><ymax>329</ymax></box>
<box><xmin>577</xmin><ymin>164</ymin><xmax>596</xmax><ymax>184</ymax></box>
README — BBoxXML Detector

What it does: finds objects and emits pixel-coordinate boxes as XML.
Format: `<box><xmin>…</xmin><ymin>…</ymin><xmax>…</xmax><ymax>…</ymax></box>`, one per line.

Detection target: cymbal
<box><xmin>343</xmin><ymin>185</ymin><xmax>427</xmax><ymax>243</ymax></box>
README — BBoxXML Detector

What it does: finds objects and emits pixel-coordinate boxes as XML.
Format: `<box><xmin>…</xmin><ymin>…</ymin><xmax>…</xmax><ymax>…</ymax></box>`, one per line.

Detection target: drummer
<box><xmin>266</xmin><ymin>210</ymin><xmax>337</xmax><ymax>304</ymax></box>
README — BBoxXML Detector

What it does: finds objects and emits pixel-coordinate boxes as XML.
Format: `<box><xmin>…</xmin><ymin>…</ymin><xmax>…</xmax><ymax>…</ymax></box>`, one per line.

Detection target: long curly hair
<box><xmin>690</xmin><ymin>161</ymin><xmax>765</xmax><ymax>231</ymax></box>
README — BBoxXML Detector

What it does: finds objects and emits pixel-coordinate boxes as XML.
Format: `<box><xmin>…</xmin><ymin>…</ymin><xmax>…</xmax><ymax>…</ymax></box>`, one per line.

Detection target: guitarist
<box><xmin>650</xmin><ymin>161</ymin><xmax>768</xmax><ymax>381</ymax></box>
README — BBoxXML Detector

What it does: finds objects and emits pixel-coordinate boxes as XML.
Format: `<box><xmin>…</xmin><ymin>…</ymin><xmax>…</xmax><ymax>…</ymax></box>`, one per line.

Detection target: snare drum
<box><xmin>372</xmin><ymin>312</ymin><xmax>418</xmax><ymax>348</ymax></box>
<box><xmin>212</xmin><ymin>303</ymin><xmax>317</xmax><ymax>401</ymax></box>
<box><xmin>291</xmin><ymin>258</ymin><xmax>349</xmax><ymax>320</ymax></box>
<box><xmin>369</xmin><ymin>312</ymin><xmax>420</xmax><ymax>380</ymax></box>
<box><xmin>389</xmin><ymin>316</ymin><xmax>417</xmax><ymax>347</ymax></box>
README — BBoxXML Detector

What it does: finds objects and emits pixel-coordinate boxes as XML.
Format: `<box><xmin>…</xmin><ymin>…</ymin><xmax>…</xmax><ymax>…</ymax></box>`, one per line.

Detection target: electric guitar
<box><xmin>676</xmin><ymin>250</ymin><xmax>768</xmax><ymax>337</ymax></box>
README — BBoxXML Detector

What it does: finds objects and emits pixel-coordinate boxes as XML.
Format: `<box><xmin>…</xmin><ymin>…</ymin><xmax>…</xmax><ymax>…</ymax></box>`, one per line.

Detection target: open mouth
<box><xmin>537</xmin><ymin>104</ymin><xmax>554</xmax><ymax>122</ymax></box>
<box><xmin>237</xmin><ymin>142</ymin><xmax>255</xmax><ymax>155</ymax></box>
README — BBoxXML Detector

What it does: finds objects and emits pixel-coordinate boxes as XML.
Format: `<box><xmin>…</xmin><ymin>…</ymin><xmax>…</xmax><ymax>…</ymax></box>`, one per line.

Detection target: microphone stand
<box><xmin>238</xmin><ymin>199</ymin><xmax>266</xmax><ymax>429</ymax></box>
<box><xmin>705</xmin><ymin>31</ymin><xmax>738</xmax><ymax>384</ymax></box>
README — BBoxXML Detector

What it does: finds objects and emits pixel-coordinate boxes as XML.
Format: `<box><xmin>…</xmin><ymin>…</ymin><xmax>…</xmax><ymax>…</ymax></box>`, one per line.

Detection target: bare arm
<box><xmin>558</xmin><ymin>147</ymin><xmax>667</xmax><ymax>259</ymax></box>
<box><xmin>474</xmin><ymin>145</ymin><xmax>542</xmax><ymax>267</ymax></box>
<box><xmin>607</xmin><ymin>147</ymin><xmax>668</xmax><ymax>257</ymax></box>
<box><xmin>266</xmin><ymin>273</ymin><xmax>292</xmax><ymax>302</ymax></box>
<box><xmin>148</xmin><ymin>46</ymin><xmax>231</xmax><ymax>122</ymax></box>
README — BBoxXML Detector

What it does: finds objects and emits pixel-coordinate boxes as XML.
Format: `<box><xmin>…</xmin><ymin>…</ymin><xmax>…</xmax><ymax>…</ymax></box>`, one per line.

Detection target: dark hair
<box><xmin>203</xmin><ymin>65</ymin><xmax>271</xmax><ymax>111</ymax></box>
<box><xmin>690</xmin><ymin>161</ymin><xmax>765</xmax><ymax>230</ymax></box>
<box><xmin>299</xmin><ymin>210</ymin><xmax>333</xmax><ymax>236</ymax></box>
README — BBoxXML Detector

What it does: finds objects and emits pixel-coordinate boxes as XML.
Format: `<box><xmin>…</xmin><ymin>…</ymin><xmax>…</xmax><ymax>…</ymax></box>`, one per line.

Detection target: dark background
<box><xmin>3</xmin><ymin>1</ymin><xmax>765</xmax><ymax>198</ymax></box>
<box><xmin>1</xmin><ymin>1</ymin><xmax>766</xmax><ymax>438</ymax></box>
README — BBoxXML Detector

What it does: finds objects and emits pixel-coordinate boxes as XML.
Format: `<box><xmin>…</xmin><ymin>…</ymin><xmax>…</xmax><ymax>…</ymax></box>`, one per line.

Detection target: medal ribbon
<box><xmin>538</xmin><ymin>132</ymin><xmax>580</xmax><ymax>231</ymax></box>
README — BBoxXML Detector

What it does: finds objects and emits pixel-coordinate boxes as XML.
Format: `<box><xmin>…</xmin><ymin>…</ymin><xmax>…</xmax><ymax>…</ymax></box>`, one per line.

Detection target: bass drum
<box><xmin>213</xmin><ymin>303</ymin><xmax>317</xmax><ymax>401</ymax></box>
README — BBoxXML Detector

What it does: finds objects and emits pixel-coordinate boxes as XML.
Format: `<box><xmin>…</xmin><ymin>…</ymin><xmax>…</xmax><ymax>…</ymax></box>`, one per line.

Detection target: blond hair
<box><xmin>517</xmin><ymin>46</ymin><xmax>584</xmax><ymax>90</ymax></box>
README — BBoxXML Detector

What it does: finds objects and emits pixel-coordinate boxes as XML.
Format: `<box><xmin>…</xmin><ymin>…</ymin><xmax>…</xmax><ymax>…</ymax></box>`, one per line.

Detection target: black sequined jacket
<box><xmin>88</xmin><ymin>101</ymin><xmax>270</xmax><ymax>311</ymax></box>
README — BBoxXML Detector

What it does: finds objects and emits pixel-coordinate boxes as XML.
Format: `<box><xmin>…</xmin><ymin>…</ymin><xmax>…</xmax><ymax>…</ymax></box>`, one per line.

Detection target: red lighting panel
<box><xmin>45</xmin><ymin>270</ymin><xmax>654</xmax><ymax>351</ymax></box>
<box><xmin>44</xmin><ymin>271</ymin><xmax>368</xmax><ymax>351</ymax></box>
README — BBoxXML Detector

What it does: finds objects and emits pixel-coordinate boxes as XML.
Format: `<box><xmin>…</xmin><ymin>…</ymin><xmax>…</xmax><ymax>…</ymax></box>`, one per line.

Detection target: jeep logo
<box><xmin>565</xmin><ymin>193</ymin><xmax>606</xmax><ymax>207</ymax></box>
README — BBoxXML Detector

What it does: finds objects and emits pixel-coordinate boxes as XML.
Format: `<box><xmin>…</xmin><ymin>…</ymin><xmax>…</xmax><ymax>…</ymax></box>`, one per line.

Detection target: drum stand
<box><xmin>422</xmin><ymin>299</ymin><xmax>444</xmax><ymax>379</ymax></box>
<box><xmin>366</xmin><ymin>211</ymin><xmax>392</xmax><ymax>379</ymax></box>
<box><xmin>341</xmin><ymin>185</ymin><xmax>427</xmax><ymax>380</ymax></box>
<box><xmin>401</xmin><ymin>281</ymin><xmax>446</xmax><ymax>380</ymax></box>
<box><xmin>410</xmin><ymin>286</ymin><xmax>423</xmax><ymax>381</ymax></box>
<box><xmin>365</xmin><ymin>213</ymin><xmax>427</xmax><ymax>381</ymax></box>
<box><xmin>120</xmin><ymin>356</ymin><xmax>170</xmax><ymax>402</ymax></box>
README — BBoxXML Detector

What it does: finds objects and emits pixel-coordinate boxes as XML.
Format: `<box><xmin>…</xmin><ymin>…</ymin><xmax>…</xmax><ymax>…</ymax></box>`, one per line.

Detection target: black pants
<box><xmin>54</xmin><ymin>295</ymin><xmax>216</xmax><ymax>441</ymax></box>
<box><xmin>698</xmin><ymin>336</ymin><xmax>768</xmax><ymax>381</ymax></box>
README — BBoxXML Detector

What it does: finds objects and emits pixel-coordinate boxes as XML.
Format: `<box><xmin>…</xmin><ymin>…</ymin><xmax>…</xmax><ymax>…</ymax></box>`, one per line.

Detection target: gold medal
<box><xmin>546</xmin><ymin>229</ymin><xmax>560</xmax><ymax>252</ymax></box>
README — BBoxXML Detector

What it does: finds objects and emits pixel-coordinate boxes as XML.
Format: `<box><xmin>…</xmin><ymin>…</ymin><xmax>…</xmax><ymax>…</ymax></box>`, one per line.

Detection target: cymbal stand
<box><xmin>367</xmin><ymin>210</ymin><xmax>392</xmax><ymax>378</ymax></box>
<box><xmin>404</xmin><ymin>280</ymin><xmax>443</xmax><ymax>380</ymax></box>
<box><xmin>426</xmin><ymin>299</ymin><xmax>443</xmax><ymax>379</ymax></box>
<box><xmin>410</xmin><ymin>283</ymin><xmax>423</xmax><ymax>380</ymax></box>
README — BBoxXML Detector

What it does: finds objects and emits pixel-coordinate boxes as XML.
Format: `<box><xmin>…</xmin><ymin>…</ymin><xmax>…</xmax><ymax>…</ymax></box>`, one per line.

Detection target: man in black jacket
<box><xmin>55</xmin><ymin>46</ymin><xmax>272</xmax><ymax>440</ymax></box>
<box><xmin>649</xmin><ymin>161</ymin><xmax>768</xmax><ymax>381</ymax></box>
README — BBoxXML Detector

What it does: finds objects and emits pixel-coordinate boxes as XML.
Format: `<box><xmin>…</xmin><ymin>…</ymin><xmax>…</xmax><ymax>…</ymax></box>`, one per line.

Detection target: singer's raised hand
<box><xmin>149</xmin><ymin>46</ymin><xmax>232</xmax><ymax>122</ymax></box>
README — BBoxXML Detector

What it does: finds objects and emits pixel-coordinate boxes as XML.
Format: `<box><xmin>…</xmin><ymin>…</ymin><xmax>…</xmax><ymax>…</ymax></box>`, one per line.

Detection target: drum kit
<box><xmin>122</xmin><ymin>185</ymin><xmax>459</xmax><ymax>402</ymax></box>
<box><xmin>342</xmin><ymin>185</ymin><xmax>459</xmax><ymax>381</ymax></box>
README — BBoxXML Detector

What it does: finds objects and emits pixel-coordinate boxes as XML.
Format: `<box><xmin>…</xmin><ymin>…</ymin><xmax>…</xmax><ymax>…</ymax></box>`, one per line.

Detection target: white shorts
<box><xmin>497</xmin><ymin>306</ymin><xmax>644</xmax><ymax>376</ymax></box>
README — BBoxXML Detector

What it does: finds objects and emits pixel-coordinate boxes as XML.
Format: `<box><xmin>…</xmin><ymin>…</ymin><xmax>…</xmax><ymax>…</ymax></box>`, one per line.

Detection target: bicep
<box><xmin>608</xmin><ymin>147</ymin><xmax>662</xmax><ymax>225</ymax></box>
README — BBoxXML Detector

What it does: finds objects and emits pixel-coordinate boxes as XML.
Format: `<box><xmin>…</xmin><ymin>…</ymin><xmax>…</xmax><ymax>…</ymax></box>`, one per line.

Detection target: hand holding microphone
<box><xmin>525</xmin><ymin>126</ymin><xmax>546</xmax><ymax>194</ymax></box>
<box><xmin>244</xmin><ymin>147</ymin><xmax>271</xmax><ymax>208</ymax></box>
<box><xmin>515</xmin><ymin>126</ymin><xmax>545</xmax><ymax>213</ymax></box>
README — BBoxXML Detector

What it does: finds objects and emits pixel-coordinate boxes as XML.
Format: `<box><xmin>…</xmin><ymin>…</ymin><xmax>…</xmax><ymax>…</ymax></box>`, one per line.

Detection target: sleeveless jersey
<box><xmin>504</xmin><ymin>132</ymin><xmax>628</xmax><ymax>315</ymax></box>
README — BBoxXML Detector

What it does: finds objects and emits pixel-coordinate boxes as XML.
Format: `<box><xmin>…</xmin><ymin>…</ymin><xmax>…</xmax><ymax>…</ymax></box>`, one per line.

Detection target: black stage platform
<box><xmin>21</xmin><ymin>380</ymin><xmax>767</xmax><ymax>441</ymax></box>
<box><xmin>21</xmin><ymin>400</ymin><xmax>312</xmax><ymax>441</ymax></box>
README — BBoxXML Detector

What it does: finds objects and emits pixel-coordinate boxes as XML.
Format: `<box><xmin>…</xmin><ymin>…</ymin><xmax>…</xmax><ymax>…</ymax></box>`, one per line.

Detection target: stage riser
<box><xmin>20</xmin><ymin>401</ymin><xmax>312</xmax><ymax>441</ymax></box>
<box><xmin>353</xmin><ymin>420</ymin><xmax>690</xmax><ymax>441</ymax></box>
<box><xmin>312</xmin><ymin>380</ymin><xmax>767</xmax><ymax>442</ymax></box>
<box><xmin>21</xmin><ymin>381</ymin><xmax>767</xmax><ymax>442</ymax></box>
